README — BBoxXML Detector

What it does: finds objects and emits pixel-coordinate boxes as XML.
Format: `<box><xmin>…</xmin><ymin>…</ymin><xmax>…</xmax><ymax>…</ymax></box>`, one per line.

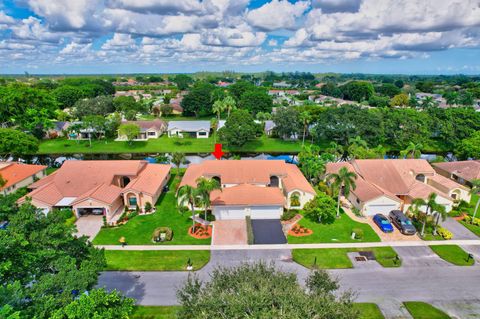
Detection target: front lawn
<box><xmin>104</xmin><ymin>250</ymin><xmax>210</xmax><ymax>271</ymax></box>
<box><xmin>287</xmin><ymin>212</ymin><xmax>380</xmax><ymax>243</ymax></box>
<box><xmin>131</xmin><ymin>306</ymin><xmax>181</xmax><ymax>319</ymax></box>
<box><xmin>93</xmin><ymin>174</ymin><xmax>211</xmax><ymax>245</ymax></box>
<box><xmin>429</xmin><ymin>245</ymin><xmax>475</xmax><ymax>266</ymax></box>
<box><xmin>403</xmin><ymin>302</ymin><xmax>451</xmax><ymax>319</ymax></box>
<box><xmin>353</xmin><ymin>303</ymin><xmax>385</xmax><ymax>319</ymax></box>
<box><xmin>38</xmin><ymin>135</ymin><xmax>309</xmax><ymax>154</ymax></box>
<box><xmin>292</xmin><ymin>247</ymin><xmax>401</xmax><ymax>269</ymax></box>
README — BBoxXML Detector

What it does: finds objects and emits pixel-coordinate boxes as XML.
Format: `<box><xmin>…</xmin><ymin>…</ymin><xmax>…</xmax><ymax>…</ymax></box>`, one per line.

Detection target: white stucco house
<box><xmin>167</xmin><ymin>121</ymin><xmax>211</xmax><ymax>138</ymax></box>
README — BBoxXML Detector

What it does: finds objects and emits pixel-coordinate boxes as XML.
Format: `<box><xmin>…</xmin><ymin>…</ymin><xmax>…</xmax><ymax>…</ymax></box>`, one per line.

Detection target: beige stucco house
<box><xmin>116</xmin><ymin>119</ymin><xmax>167</xmax><ymax>141</ymax></box>
<box><xmin>0</xmin><ymin>162</ymin><xmax>47</xmax><ymax>195</ymax></box>
<box><xmin>179</xmin><ymin>160</ymin><xmax>315</xmax><ymax>220</ymax></box>
<box><xmin>19</xmin><ymin>160</ymin><xmax>170</xmax><ymax>223</ymax></box>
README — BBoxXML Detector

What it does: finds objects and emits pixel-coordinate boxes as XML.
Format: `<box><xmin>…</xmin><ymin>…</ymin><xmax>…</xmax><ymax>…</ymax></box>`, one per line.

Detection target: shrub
<box><xmin>102</xmin><ymin>216</ymin><xmax>107</xmax><ymax>227</ymax></box>
<box><xmin>152</xmin><ymin>227</ymin><xmax>173</xmax><ymax>242</ymax></box>
<box><xmin>179</xmin><ymin>206</ymin><xmax>189</xmax><ymax>214</ymax></box>
<box><xmin>281</xmin><ymin>210</ymin><xmax>298</xmax><ymax>221</ymax></box>
<box><xmin>352</xmin><ymin>228</ymin><xmax>364</xmax><ymax>240</ymax></box>
<box><xmin>128</xmin><ymin>211</ymin><xmax>138</xmax><ymax>219</ymax></box>
<box><xmin>246</xmin><ymin>216</ymin><xmax>254</xmax><ymax>245</ymax></box>
<box><xmin>464</xmin><ymin>215</ymin><xmax>480</xmax><ymax>226</ymax></box>
<box><xmin>437</xmin><ymin>226</ymin><xmax>453</xmax><ymax>240</ymax></box>
<box><xmin>144</xmin><ymin>202</ymin><xmax>152</xmax><ymax>212</ymax></box>
<box><xmin>351</xmin><ymin>207</ymin><xmax>362</xmax><ymax>217</ymax></box>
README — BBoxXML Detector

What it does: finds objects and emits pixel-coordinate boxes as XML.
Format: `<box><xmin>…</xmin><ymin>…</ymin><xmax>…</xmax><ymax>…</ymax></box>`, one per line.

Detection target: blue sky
<box><xmin>1</xmin><ymin>0</ymin><xmax>480</xmax><ymax>74</ymax></box>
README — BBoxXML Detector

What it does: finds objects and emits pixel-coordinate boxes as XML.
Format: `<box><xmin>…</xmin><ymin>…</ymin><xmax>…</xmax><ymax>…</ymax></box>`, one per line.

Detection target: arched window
<box><xmin>121</xmin><ymin>176</ymin><xmax>131</xmax><ymax>188</ymax></box>
<box><xmin>212</xmin><ymin>176</ymin><xmax>221</xmax><ymax>185</ymax></box>
<box><xmin>415</xmin><ymin>174</ymin><xmax>425</xmax><ymax>183</ymax></box>
<box><xmin>270</xmin><ymin>175</ymin><xmax>279</xmax><ymax>187</ymax></box>
<box><xmin>290</xmin><ymin>192</ymin><xmax>301</xmax><ymax>207</ymax></box>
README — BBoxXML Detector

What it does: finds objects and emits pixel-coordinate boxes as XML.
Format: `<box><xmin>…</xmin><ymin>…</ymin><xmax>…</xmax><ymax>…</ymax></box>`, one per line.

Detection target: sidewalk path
<box><xmin>96</xmin><ymin>239</ymin><xmax>480</xmax><ymax>250</ymax></box>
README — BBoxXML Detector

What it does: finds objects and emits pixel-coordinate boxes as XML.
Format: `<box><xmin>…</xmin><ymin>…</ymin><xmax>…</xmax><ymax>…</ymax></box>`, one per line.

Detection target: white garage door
<box><xmin>213</xmin><ymin>207</ymin><xmax>246</xmax><ymax>220</ymax></box>
<box><xmin>250</xmin><ymin>206</ymin><xmax>283</xmax><ymax>219</ymax></box>
<box><xmin>364</xmin><ymin>204</ymin><xmax>397</xmax><ymax>216</ymax></box>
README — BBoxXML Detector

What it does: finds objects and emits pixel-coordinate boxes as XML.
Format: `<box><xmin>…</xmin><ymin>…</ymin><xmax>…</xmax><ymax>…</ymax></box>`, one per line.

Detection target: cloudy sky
<box><xmin>1</xmin><ymin>0</ymin><xmax>480</xmax><ymax>74</ymax></box>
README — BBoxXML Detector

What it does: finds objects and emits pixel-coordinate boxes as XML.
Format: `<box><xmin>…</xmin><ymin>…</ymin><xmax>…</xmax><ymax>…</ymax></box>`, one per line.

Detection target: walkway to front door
<box><xmin>212</xmin><ymin>220</ymin><xmax>248</xmax><ymax>245</ymax></box>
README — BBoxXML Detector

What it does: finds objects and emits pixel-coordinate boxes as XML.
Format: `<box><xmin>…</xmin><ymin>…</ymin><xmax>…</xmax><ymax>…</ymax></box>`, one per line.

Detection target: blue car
<box><xmin>373</xmin><ymin>214</ymin><xmax>394</xmax><ymax>233</ymax></box>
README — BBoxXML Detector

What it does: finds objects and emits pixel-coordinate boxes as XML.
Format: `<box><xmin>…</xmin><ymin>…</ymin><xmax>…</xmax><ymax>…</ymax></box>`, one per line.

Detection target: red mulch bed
<box><xmin>288</xmin><ymin>224</ymin><xmax>313</xmax><ymax>237</ymax></box>
<box><xmin>188</xmin><ymin>223</ymin><xmax>212</xmax><ymax>239</ymax></box>
<box><xmin>453</xmin><ymin>213</ymin><xmax>467</xmax><ymax>221</ymax></box>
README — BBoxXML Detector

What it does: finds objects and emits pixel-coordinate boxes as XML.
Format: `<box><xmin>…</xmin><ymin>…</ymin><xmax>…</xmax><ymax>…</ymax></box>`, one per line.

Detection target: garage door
<box><xmin>250</xmin><ymin>206</ymin><xmax>283</xmax><ymax>219</ymax></box>
<box><xmin>213</xmin><ymin>207</ymin><xmax>246</xmax><ymax>220</ymax></box>
<box><xmin>364</xmin><ymin>204</ymin><xmax>397</xmax><ymax>216</ymax></box>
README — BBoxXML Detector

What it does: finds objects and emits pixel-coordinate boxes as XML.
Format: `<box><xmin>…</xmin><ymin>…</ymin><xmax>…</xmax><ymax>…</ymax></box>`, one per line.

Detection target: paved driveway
<box><xmin>366</xmin><ymin>216</ymin><xmax>421</xmax><ymax>242</ymax></box>
<box><xmin>212</xmin><ymin>220</ymin><xmax>247</xmax><ymax>245</ymax></box>
<box><xmin>75</xmin><ymin>215</ymin><xmax>103</xmax><ymax>239</ymax></box>
<box><xmin>442</xmin><ymin>217</ymin><xmax>478</xmax><ymax>240</ymax></box>
<box><xmin>393</xmin><ymin>246</ymin><xmax>450</xmax><ymax>267</ymax></box>
<box><xmin>251</xmin><ymin>219</ymin><xmax>287</xmax><ymax>244</ymax></box>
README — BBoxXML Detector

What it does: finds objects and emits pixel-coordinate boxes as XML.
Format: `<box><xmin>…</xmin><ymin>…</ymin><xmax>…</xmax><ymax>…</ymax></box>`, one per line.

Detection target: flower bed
<box><xmin>288</xmin><ymin>224</ymin><xmax>313</xmax><ymax>237</ymax></box>
<box><xmin>188</xmin><ymin>223</ymin><xmax>212</xmax><ymax>239</ymax></box>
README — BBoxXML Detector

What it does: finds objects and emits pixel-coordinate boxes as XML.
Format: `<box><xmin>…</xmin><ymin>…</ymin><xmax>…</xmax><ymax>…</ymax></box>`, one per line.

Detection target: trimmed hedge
<box><xmin>152</xmin><ymin>227</ymin><xmax>173</xmax><ymax>242</ymax></box>
<box><xmin>437</xmin><ymin>226</ymin><xmax>453</xmax><ymax>240</ymax></box>
<box><xmin>281</xmin><ymin>210</ymin><xmax>298</xmax><ymax>221</ymax></box>
<box><xmin>352</xmin><ymin>228</ymin><xmax>364</xmax><ymax>240</ymax></box>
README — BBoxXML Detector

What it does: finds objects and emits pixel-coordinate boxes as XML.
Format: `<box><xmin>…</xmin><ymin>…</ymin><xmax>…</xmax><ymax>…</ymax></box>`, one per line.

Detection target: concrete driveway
<box><xmin>393</xmin><ymin>246</ymin><xmax>450</xmax><ymax>267</ymax></box>
<box><xmin>212</xmin><ymin>220</ymin><xmax>247</xmax><ymax>245</ymax></box>
<box><xmin>366</xmin><ymin>216</ymin><xmax>421</xmax><ymax>242</ymax></box>
<box><xmin>441</xmin><ymin>217</ymin><xmax>478</xmax><ymax>240</ymax></box>
<box><xmin>75</xmin><ymin>215</ymin><xmax>103</xmax><ymax>239</ymax></box>
<box><xmin>251</xmin><ymin>219</ymin><xmax>286</xmax><ymax>244</ymax></box>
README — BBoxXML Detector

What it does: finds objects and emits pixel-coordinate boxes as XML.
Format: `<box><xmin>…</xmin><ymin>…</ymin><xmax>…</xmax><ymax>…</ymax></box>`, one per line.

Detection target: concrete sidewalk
<box><xmin>96</xmin><ymin>239</ymin><xmax>480</xmax><ymax>250</ymax></box>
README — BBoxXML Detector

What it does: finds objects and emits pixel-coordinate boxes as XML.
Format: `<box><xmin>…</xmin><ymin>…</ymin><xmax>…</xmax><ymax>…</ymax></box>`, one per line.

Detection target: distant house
<box><xmin>268</xmin><ymin>89</ymin><xmax>300</xmax><ymax>97</ymax></box>
<box><xmin>0</xmin><ymin>162</ymin><xmax>47</xmax><ymax>195</ymax></box>
<box><xmin>48</xmin><ymin>121</ymin><xmax>71</xmax><ymax>138</ymax></box>
<box><xmin>433</xmin><ymin>160</ymin><xmax>480</xmax><ymax>188</ymax></box>
<box><xmin>264</xmin><ymin>120</ymin><xmax>276</xmax><ymax>136</ymax></box>
<box><xmin>167</xmin><ymin>121</ymin><xmax>211</xmax><ymax>138</ymax></box>
<box><xmin>216</xmin><ymin>81</ymin><xmax>231</xmax><ymax>87</ymax></box>
<box><xmin>326</xmin><ymin>159</ymin><xmax>470</xmax><ymax>216</ymax></box>
<box><xmin>117</xmin><ymin>119</ymin><xmax>167</xmax><ymax>141</ymax></box>
<box><xmin>416</xmin><ymin>93</ymin><xmax>447</xmax><ymax>108</ymax></box>
<box><xmin>19</xmin><ymin>160</ymin><xmax>170</xmax><ymax>221</ymax></box>
<box><xmin>272</xmin><ymin>81</ymin><xmax>291</xmax><ymax>88</ymax></box>
<box><xmin>67</xmin><ymin>122</ymin><xmax>104</xmax><ymax>141</ymax></box>
<box><xmin>169</xmin><ymin>97</ymin><xmax>184</xmax><ymax>114</ymax></box>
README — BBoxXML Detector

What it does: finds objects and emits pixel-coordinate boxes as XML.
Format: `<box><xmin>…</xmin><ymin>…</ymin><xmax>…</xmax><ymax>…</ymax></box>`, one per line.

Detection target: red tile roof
<box><xmin>0</xmin><ymin>162</ymin><xmax>46</xmax><ymax>192</ymax></box>
<box><xmin>210</xmin><ymin>184</ymin><xmax>285</xmax><ymax>206</ymax></box>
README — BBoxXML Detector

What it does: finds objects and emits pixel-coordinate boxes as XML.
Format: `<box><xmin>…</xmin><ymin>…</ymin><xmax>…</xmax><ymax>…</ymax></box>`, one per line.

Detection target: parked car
<box><xmin>373</xmin><ymin>214</ymin><xmax>394</xmax><ymax>233</ymax></box>
<box><xmin>389</xmin><ymin>210</ymin><xmax>416</xmax><ymax>235</ymax></box>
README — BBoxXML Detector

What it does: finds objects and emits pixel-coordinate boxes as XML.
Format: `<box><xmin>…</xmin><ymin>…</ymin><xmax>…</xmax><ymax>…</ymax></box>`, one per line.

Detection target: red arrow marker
<box><xmin>212</xmin><ymin>143</ymin><xmax>224</xmax><ymax>160</ymax></box>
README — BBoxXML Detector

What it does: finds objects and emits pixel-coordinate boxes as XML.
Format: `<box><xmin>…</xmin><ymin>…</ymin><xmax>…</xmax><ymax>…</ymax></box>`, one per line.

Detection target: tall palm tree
<box><xmin>469</xmin><ymin>179</ymin><xmax>480</xmax><ymax>223</ymax></box>
<box><xmin>196</xmin><ymin>177</ymin><xmax>221</xmax><ymax>221</ymax></box>
<box><xmin>171</xmin><ymin>152</ymin><xmax>186</xmax><ymax>176</ymax></box>
<box><xmin>223</xmin><ymin>95</ymin><xmax>236</xmax><ymax>118</ymax></box>
<box><xmin>412</xmin><ymin>193</ymin><xmax>444</xmax><ymax>237</ymax></box>
<box><xmin>327</xmin><ymin>167</ymin><xmax>357</xmax><ymax>217</ymax></box>
<box><xmin>433</xmin><ymin>204</ymin><xmax>447</xmax><ymax>235</ymax></box>
<box><xmin>421</xmin><ymin>96</ymin><xmax>437</xmax><ymax>108</ymax></box>
<box><xmin>400</xmin><ymin>142</ymin><xmax>423</xmax><ymax>159</ymax></box>
<box><xmin>299</xmin><ymin>111</ymin><xmax>312</xmax><ymax>147</ymax></box>
<box><xmin>178</xmin><ymin>185</ymin><xmax>198</xmax><ymax>233</ymax></box>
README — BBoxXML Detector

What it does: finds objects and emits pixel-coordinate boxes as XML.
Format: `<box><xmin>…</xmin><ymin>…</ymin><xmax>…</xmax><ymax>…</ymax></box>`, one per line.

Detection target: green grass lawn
<box><xmin>131</xmin><ymin>306</ymin><xmax>181</xmax><ymax>319</ymax></box>
<box><xmin>46</xmin><ymin>167</ymin><xmax>58</xmax><ymax>175</ymax></box>
<box><xmin>104</xmin><ymin>250</ymin><xmax>210</xmax><ymax>271</ymax></box>
<box><xmin>429</xmin><ymin>245</ymin><xmax>475</xmax><ymax>266</ymax></box>
<box><xmin>459</xmin><ymin>220</ymin><xmax>480</xmax><ymax>237</ymax></box>
<box><xmin>354</xmin><ymin>303</ymin><xmax>385</xmax><ymax>319</ymax></box>
<box><xmin>403</xmin><ymin>302</ymin><xmax>451</xmax><ymax>319</ymax></box>
<box><xmin>93</xmin><ymin>174</ymin><xmax>211</xmax><ymax>245</ymax></box>
<box><xmin>292</xmin><ymin>247</ymin><xmax>401</xmax><ymax>269</ymax></box>
<box><xmin>287</xmin><ymin>212</ymin><xmax>380</xmax><ymax>244</ymax></box>
<box><xmin>38</xmin><ymin>135</ymin><xmax>309</xmax><ymax>154</ymax></box>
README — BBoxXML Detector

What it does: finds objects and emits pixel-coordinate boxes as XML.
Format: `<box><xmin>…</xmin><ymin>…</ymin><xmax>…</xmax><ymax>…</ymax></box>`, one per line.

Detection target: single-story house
<box><xmin>433</xmin><ymin>160</ymin><xmax>480</xmax><ymax>188</ymax></box>
<box><xmin>167</xmin><ymin>121</ymin><xmax>211</xmax><ymax>138</ymax></box>
<box><xmin>66</xmin><ymin>122</ymin><xmax>104</xmax><ymax>140</ymax></box>
<box><xmin>0</xmin><ymin>162</ymin><xmax>47</xmax><ymax>195</ymax></box>
<box><xmin>117</xmin><ymin>119</ymin><xmax>167</xmax><ymax>141</ymax></box>
<box><xmin>326</xmin><ymin>159</ymin><xmax>470</xmax><ymax>216</ymax></box>
<box><xmin>179</xmin><ymin>160</ymin><xmax>315</xmax><ymax>220</ymax></box>
<box><xmin>169</xmin><ymin>97</ymin><xmax>184</xmax><ymax>114</ymax></box>
<box><xmin>264</xmin><ymin>120</ymin><xmax>276</xmax><ymax>136</ymax></box>
<box><xmin>47</xmin><ymin>121</ymin><xmax>71</xmax><ymax>138</ymax></box>
<box><xmin>19</xmin><ymin>160</ymin><xmax>170</xmax><ymax>223</ymax></box>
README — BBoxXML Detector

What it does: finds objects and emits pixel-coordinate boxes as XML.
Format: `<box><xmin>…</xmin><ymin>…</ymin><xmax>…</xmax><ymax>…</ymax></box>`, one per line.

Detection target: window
<box><xmin>415</xmin><ymin>174</ymin><xmax>425</xmax><ymax>182</ymax></box>
<box><xmin>128</xmin><ymin>196</ymin><xmax>137</xmax><ymax>206</ymax></box>
<box><xmin>451</xmin><ymin>193</ymin><xmax>457</xmax><ymax>200</ymax></box>
<box><xmin>269</xmin><ymin>176</ymin><xmax>279</xmax><ymax>187</ymax></box>
<box><xmin>147</xmin><ymin>131</ymin><xmax>156</xmax><ymax>136</ymax></box>
<box><xmin>198</xmin><ymin>131</ymin><xmax>207</xmax><ymax>136</ymax></box>
<box><xmin>290</xmin><ymin>192</ymin><xmax>301</xmax><ymax>207</ymax></box>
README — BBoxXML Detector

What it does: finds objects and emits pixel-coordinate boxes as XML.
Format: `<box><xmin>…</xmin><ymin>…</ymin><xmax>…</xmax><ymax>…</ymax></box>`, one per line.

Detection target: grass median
<box><xmin>403</xmin><ymin>302</ymin><xmax>451</xmax><ymax>319</ymax></box>
<box><xmin>429</xmin><ymin>245</ymin><xmax>475</xmax><ymax>266</ymax></box>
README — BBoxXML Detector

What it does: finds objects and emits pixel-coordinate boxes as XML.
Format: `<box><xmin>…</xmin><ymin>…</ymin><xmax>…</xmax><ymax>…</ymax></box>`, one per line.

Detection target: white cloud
<box><xmin>0</xmin><ymin>11</ymin><xmax>15</xmax><ymax>24</ymax></box>
<box><xmin>101</xmin><ymin>33</ymin><xmax>136</xmax><ymax>50</ymax></box>
<box><xmin>268</xmin><ymin>39</ymin><xmax>278</xmax><ymax>46</ymax></box>
<box><xmin>246</xmin><ymin>0</ymin><xmax>309</xmax><ymax>31</ymax></box>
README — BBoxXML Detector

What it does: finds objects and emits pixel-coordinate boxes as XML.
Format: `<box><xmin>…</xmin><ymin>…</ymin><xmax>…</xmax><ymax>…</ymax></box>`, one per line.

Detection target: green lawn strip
<box><xmin>46</xmin><ymin>167</ymin><xmax>58</xmax><ymax>175</ymax></box>
<box><xmin>292</xmin><ymin>247</ymin><xmax>400</xmax><ymax>269</ymax></box>
<box><xmin>429</xmin><ymin>245</ymin><xmax>475</xmax><ymax>266</ymax></box>
<box><xmin>403</xmin><ymin>302</ymin><xmax>451</xmax><ymax>319</ymax></box>
<box><xmin>353</xmin><ymin>303</ymin><xmax>385</xmax><ymax>319</ymax></box>
<box><xmin>288</xmin><ymin>212</ymin><xmax>380</xmax><ymax>244</ymax></box>
<box><xmin>104</xmin><ymin>250</ymin><xmax>210</xmax><ymax>271</ymax></box>
<box><xmin>93</xmin><ymin>175</ymin><xmax>211</xmax><ymax>245</ymax></box>
<box><xmin>131</xmin><ymin>306</ymin><xmax>181</xmax><ymax>319</ymax></box>
<box><xmin>38</xmin><ymin>135</ymin><xmax>309</xmax><ymax>154</ymax></box>
<box><xmin>459</xmin><ymin>220</ymin><xmax>480</xmax><ymax>237</ymax></box>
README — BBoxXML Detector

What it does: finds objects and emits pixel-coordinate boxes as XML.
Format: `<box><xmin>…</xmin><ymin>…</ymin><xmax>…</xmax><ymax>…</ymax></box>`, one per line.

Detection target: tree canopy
<box><xmin>181</xmin><ymin>81</ymin><xmax>215</xmax><ymax>116</ymax></box>
<box><xmin>218</xmin><ymin>109</ymin><xmax>262</xmax><ymax>147</ymax></box>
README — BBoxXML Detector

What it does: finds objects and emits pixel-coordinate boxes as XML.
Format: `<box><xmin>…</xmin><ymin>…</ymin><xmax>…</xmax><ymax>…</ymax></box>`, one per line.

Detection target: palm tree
<box><xmin>432</xmin><ymin>204</ymin><xmax>447</xmax><ymax>235</ymax></box>
<box><xmin>327</xmin><ymin>167</ymin><xmax>357</xmax><ymax>217</ymax></box>
<box><xmin>299</xmin><ymin>111</ymin><xmax>312</xmax><ymax>147</ymax></box>
<box><xmin>469</xmin><ymin>179</ymin><xmax>480</xmax><ymax>224</ymax></box>
<box><xmin>223</xmin><ymin>95</ymin><xmax>237</xmax><ymax>117</ymax></box>
<box><xmin>400</xmin><ymin>142</ymin><xmax>423</xmax><ymax>159</ymax></box>
<box><xmin>178</xmin><ymin>185</ymin><xmax>198</xmax><ymax>233</ymax></box>
<box><xmin>212</xmin><ymin>100</ymin><xmax>226</xmax><ymax>125</ymax></box>
<box><xmin>348</xmin><ymin>136</ymin><xmax>368</xmax><ymax>149</ymax></box>
<box><xmin>196</xmin><ymin>177</ymin><xmax>221</xmax><ymax>221</ymax></box>
<box><xmin>411</xmin><ymin>193</ymin><xmax>444</xmax><ymax>237</ymax></box>
<box><xmin>171</xmin><ymin>152</ymin><xmax>186</xmax><ymax>176</ymax></box>
<box><xmin>421</xmin><ymin>96</ymin><xmax>437</xmax><ymax>108</ymax></box>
